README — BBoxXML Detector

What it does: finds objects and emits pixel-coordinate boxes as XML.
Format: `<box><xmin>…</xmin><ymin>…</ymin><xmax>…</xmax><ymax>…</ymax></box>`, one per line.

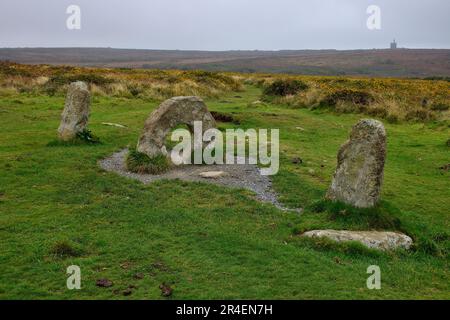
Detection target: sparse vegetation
<box><xmin>47</xmin><ymin>129</ymin><xmax>100</xmax><ymax>146</ymax></box>
<box><xmin>49</xmin><ymin>240</ymin><xmax>82</xmax><ymax>258</ymax></box>
<box><xmin>76</xmin><ymin>129</ymin><xmax>101</xmax><ymax>144</ymax></box>
<box><xmin>126</xmin><ymin>148</ymin><xmax>171</xmax><ymax>174</ymax></box>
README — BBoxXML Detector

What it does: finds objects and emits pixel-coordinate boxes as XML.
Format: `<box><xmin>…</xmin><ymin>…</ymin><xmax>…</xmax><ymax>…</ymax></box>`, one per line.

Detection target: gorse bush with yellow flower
<box><xmin>1</xmin><ymin>62</ymin><xmax>448</xmax><ymax>123</ymax></box>
<box><xmin>0</xmin><ymin>62</ymin><xmax>243</xmax><ymax>101</ymax></box>
<box><xmin>255</xmin><ymin>75</ymin><xmax>450</xmax><ymax>122</ymax></box>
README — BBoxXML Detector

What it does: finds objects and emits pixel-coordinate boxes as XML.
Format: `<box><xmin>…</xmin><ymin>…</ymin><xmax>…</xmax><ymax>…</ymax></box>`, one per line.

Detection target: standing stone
<box><xmin>326</xmin><ymin>119</ymin><xmax>386</xmax><ymax>208</ymax></box>
<box><xmin>58</xmin><ymin>81</ymin><xmax>91</xmax><ymax>141</ymax></box>
<box><xmin>137</xmin><ymin>96</ymin><xmax>216</xmax><ymax>158</ymax></box>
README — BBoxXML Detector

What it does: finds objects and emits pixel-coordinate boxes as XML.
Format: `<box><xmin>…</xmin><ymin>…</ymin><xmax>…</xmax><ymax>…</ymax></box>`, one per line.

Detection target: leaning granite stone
<box><xmin>302</xmin><ymin>230</ymin><xmax>413</xmax><ymax>251</ymax></box>
<box><xmin>137</xmin><ymin>96</ymin><xmax>216</xmax><ymax>158</ymax></box>
<box><xmin>326</xmin><ymin>119</ymin><xmax>386</xmax><ymax>208</ymax></box>
<box><xmin>57</xmin><ymin>81</ymin><xmax>91</xmax><ymax>141</ymax></box>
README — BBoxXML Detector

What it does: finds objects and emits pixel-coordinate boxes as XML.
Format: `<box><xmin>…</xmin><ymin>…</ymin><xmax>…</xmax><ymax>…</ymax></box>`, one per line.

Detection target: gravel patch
<box><xmin>99</xmin><ymin>148</ymin><xmax>300</xmax><ymax>212</ymax></box>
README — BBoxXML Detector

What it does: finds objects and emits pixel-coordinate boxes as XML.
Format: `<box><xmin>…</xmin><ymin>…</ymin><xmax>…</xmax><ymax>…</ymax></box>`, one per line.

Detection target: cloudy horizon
<box><xmin>1</xmin><ymin>0</ymin><xmax>449</xmax><ymax>50</ymax></box>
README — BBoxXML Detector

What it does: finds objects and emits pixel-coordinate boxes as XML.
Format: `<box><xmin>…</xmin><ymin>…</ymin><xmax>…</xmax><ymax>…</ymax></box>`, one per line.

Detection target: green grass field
<box><xmin>0</xmin><ymin>84</ymin><xmax>449</xmax><ymax>299</ymax></box>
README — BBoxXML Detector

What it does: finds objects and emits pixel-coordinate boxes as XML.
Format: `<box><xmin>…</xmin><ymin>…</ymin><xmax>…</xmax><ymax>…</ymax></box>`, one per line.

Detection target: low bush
<box><xmin>76</xmin><ymin>129</ymin><xmax>101</xmax><ymax>144</ymax></box>
<box><xmin>405</xmin><ymin>109</ymin><xmax>435</xmax><ymax>122</ymax></box>
<box><xmin>431</xmin><ymin>103</ymin><xmax>449</xmax><ymax>111</ymax></box>
<box><xmin>0</xmin><ymin>62</ymin><xmax>32</xmax><ymax>77</ymax></box>
<box><xmin>322</xmin><ymin>89</ymin><xmax>374</xmax><ymax>107</ymax></box>
<box><xmin>263</xmin><ymin>79</ymin><xmax>308</xmax><ymax>96</ymax></box>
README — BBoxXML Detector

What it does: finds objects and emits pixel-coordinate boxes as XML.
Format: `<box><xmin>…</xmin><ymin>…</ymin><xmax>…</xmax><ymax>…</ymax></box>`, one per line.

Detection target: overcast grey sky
<box><xmin>0</xmin><ymin>0</ymin><xmax>449</xmax><ymax>50</ymax></box>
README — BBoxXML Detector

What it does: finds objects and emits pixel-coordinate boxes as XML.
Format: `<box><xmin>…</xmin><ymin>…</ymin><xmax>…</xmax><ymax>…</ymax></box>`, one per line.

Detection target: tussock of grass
<box><xmin>210</xmin><ymin>111</ymin><xmax>241</xmax><ymax>124</ymax></box>
<box><xmin>126</xmin><ymin>148</ymin><xmax>171</xmax><ymax>174</ymax></box>
<box><xmin>308</xmin><ymin>199</ymin><xmax>402</xmax><ymax>231</ymax></box>
<box><xmin>49</xmin><ymin>241</ymin><xmax>82</xmax><ymax>258</ymax></box>
<box><xmin>293</xmin><ymin>235</ymin><xmax>383</xmax><ymax>258</ymax></box>
<box><xmin>47</xmin><ymin>129</ymin><xmax>100</xmax><ymax>146</ymax></box>
<box><xmin>76</xmin><ymin>129</ymin><xmax>101</xmax><ymax>144</ymax></box>
<box><xmin>412</xmin><ymin>235</ymin><xmax>449</xmax><ymax>258</ymax></box>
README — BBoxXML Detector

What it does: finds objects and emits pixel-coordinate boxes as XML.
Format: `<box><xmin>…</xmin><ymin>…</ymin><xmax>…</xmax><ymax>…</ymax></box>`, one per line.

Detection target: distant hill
<box><xmin>1</xmin><ymin>47</ymin><xmax>449</xmax><ymax>77</ymax></box>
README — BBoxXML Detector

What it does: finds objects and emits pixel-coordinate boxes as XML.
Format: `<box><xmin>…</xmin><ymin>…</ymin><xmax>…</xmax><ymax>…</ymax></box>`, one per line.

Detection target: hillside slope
<box><xmin>1</xmin><ymin>48</ymin><xmax>449</xmax><ymax>77</ymax></box>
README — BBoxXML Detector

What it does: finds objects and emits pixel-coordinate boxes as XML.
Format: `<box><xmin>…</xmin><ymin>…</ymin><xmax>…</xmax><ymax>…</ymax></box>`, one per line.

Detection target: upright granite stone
<box><xmin>326</xmin><ymin>119</ymin><xmax>386</xmax><ymax>208</ymax></box>
<box><xmin>58</xmin><ymin>81</ymin><xmax>91</xmax><ymax>141</ymax></box>
<box><xmin>137</xmin><ymin>96</ymin><xmax>216</xmax><ymax>158</ymax></box>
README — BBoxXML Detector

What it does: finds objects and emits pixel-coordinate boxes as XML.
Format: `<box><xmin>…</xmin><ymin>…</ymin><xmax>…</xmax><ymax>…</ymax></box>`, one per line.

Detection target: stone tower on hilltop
<box><xmin>390</xmin><ymin>39</ymin><xmax>397</xmax><ymax>49</ymax></box>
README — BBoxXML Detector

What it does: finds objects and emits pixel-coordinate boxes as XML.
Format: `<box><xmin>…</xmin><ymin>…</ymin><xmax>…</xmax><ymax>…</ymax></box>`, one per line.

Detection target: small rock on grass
<box><xmin>101</xmin><ymin>122</ymin><xmax>127</xmax><ymax>128</ymax></box>
<box><xmin>291</xmin><ymin>157</ymin><xmax>303</xmax><ymax>165</ymax></box>
<box><xmin>123</xmin><ymin>285</ymin><xmax>137</xmax><ymax>296</ymax></box>
<box><xmin>133</xmin><ymin>273</ymin><xmax>145</xmax><ymax>280</ymax></box>
<box><xmin>96</xmin><ymin>278</ymin><xmax>113</xmax><ymax>288</ymax></box>
<box><xmin>159</xmin><ymin>283</ymin><xmax>173</xmax><ymax>297</ymax></box>
<box><xmin>113</xmin><ymin>285</ymin><xmax>137</xmax><ymax>296</ymax></box>
<box><xmin>199</xmin><ymin>171</ymin><xmax>227</xmax><ymax>179</ymax></box>
<box><xmin>122</xmin><ymin>288</ymin><xmax>133</xmax><ymax>296</ymax></box>
<box><xmin>120</xmin><ymin>261</ymin><xmax>132</xmax><ymax>269</ymax></box>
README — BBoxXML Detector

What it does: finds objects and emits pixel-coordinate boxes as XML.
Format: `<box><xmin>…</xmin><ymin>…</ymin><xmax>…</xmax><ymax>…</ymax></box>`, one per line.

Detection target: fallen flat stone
<box><xmin>301</xmin><ymin>230</ymin><xmax>413</xmax><ymax>251</ymax></box>
<box><xmin>102</xmin><ymin>122</ymin><xmax>127</xmax><ymax>128</ymax></box>
<box><xmin>199</xmin><ymin>171</ymin><xmax>227</xmax><ymax>179</ymax></box>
